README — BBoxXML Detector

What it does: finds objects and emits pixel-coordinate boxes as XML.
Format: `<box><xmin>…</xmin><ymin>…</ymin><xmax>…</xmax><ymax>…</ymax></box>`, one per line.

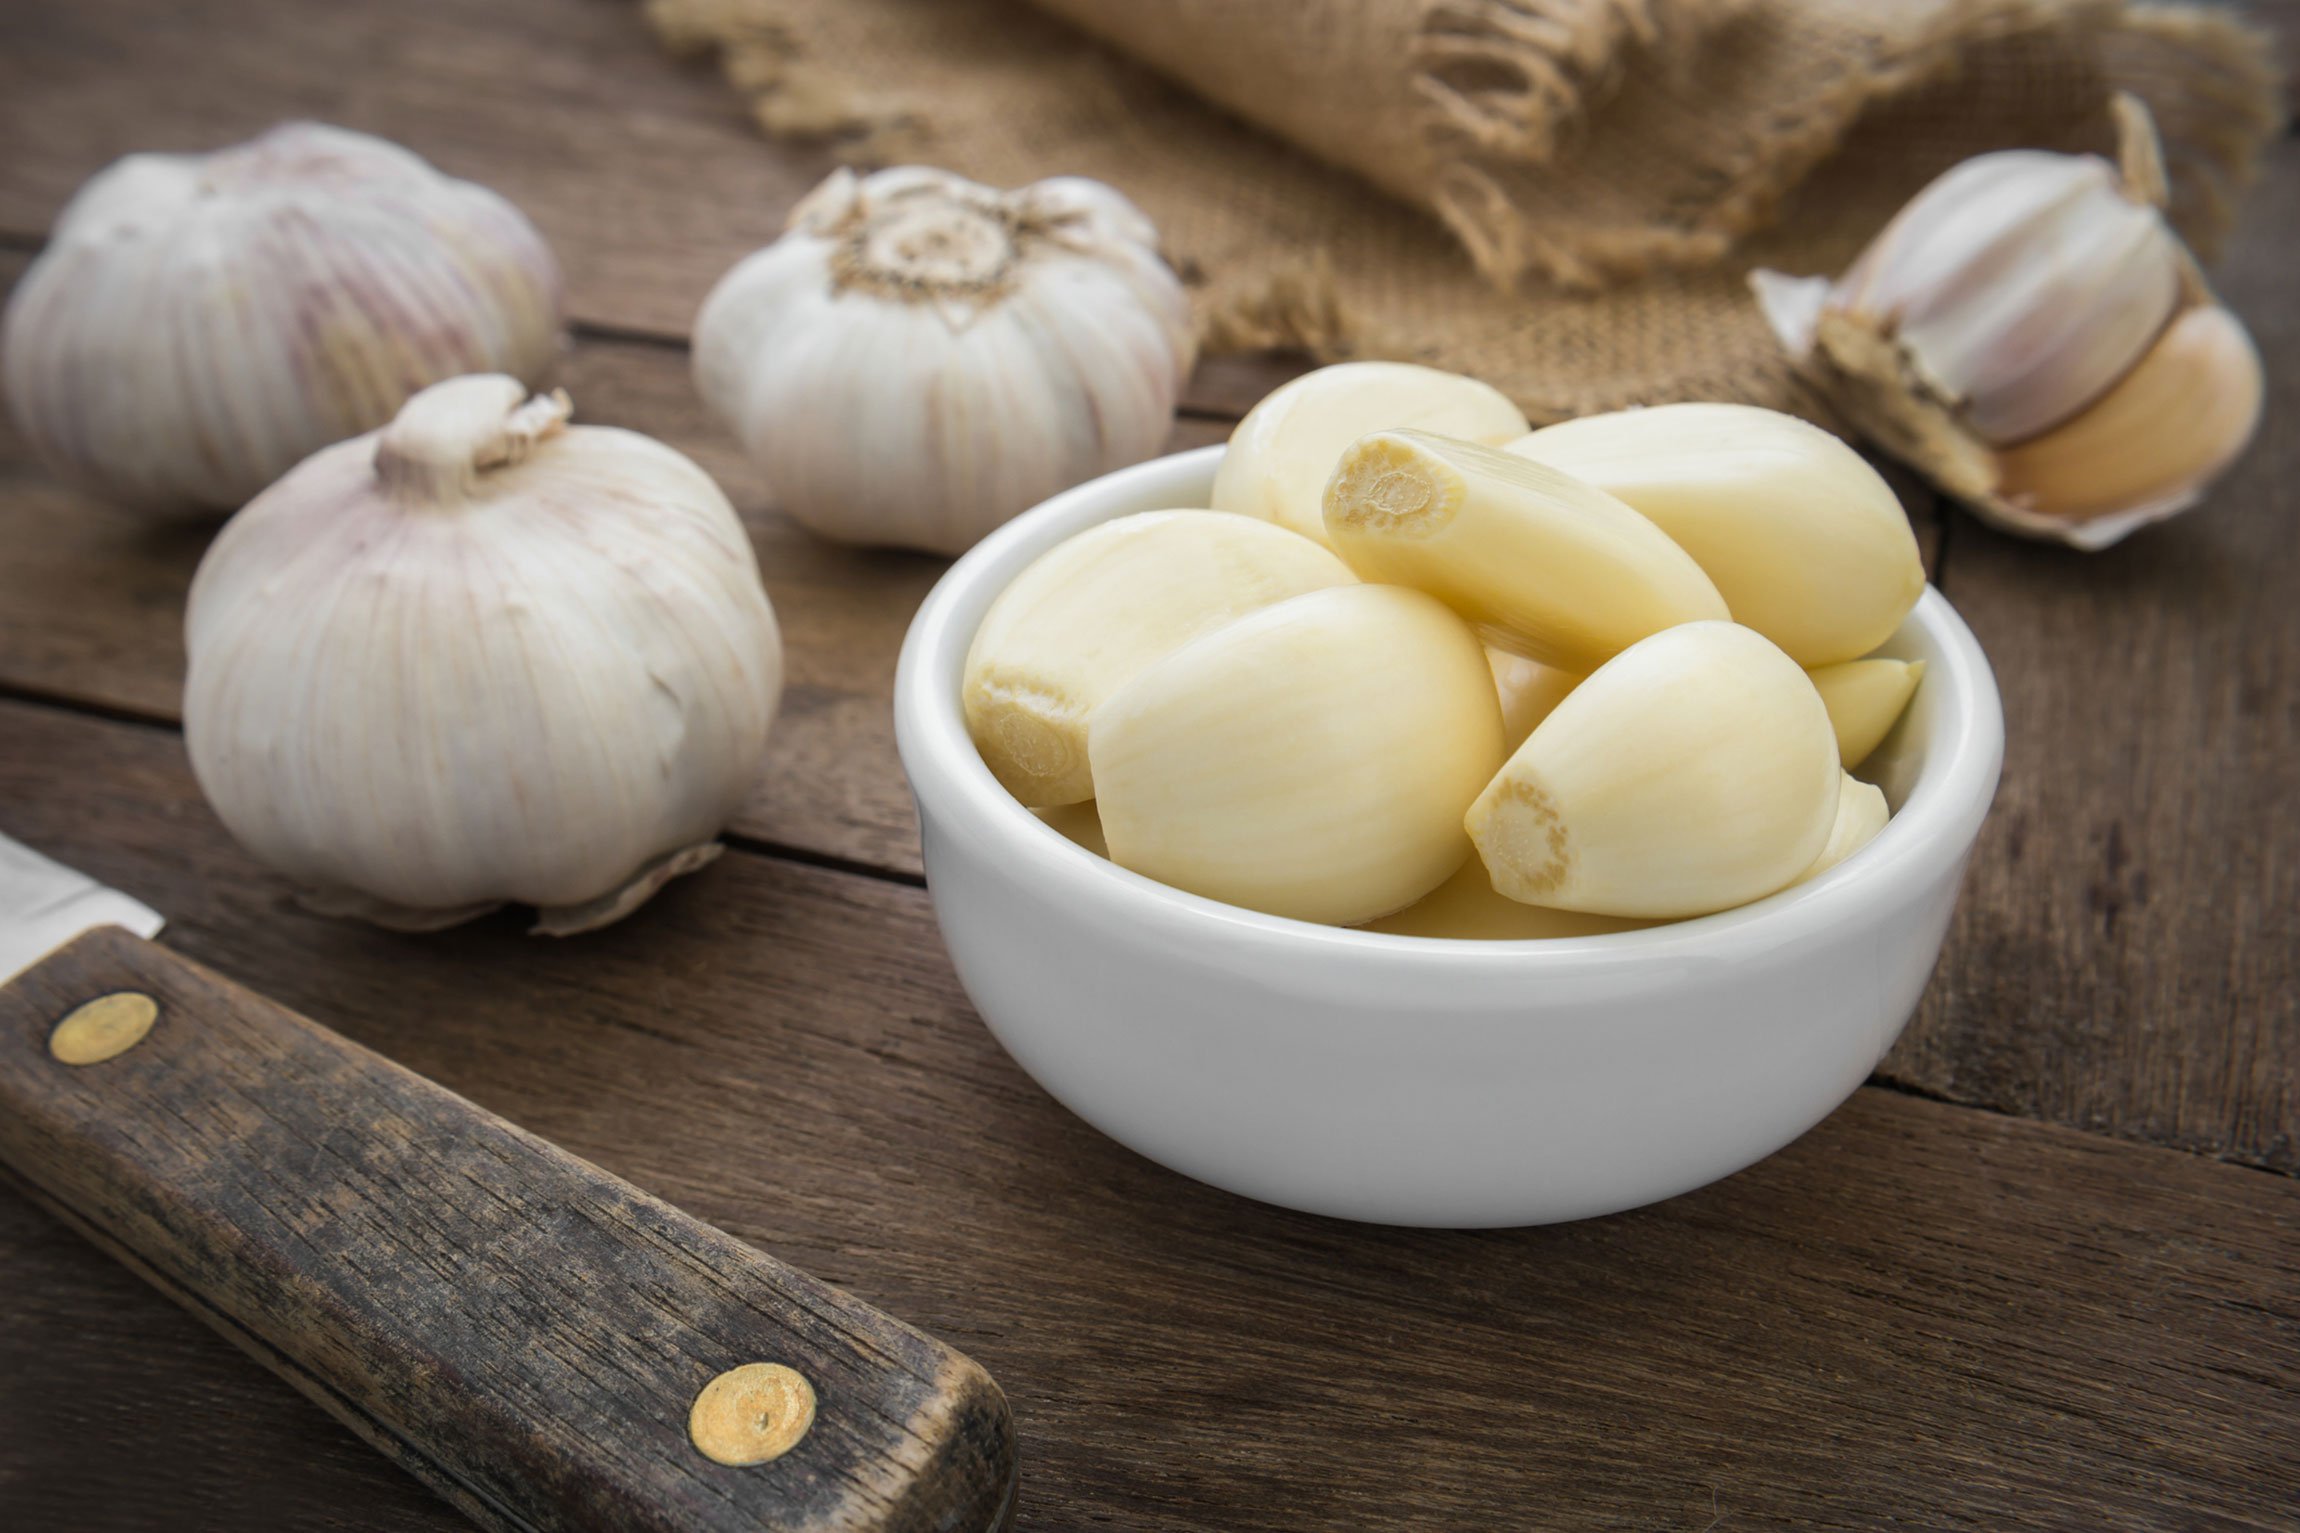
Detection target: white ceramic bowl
<box><xmin>895</xmin><ymin>446</ymin><xmax>2003</xmax><ymax>1227</ymax></box>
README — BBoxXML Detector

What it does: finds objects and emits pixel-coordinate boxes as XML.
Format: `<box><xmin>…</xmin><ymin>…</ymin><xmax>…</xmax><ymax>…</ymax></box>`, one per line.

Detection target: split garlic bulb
<box><xmin>1751</xmin><ymin>96</ymin><xmax>2262</xmax><ymax>549</ymax></box>
<box><xmin>693</xmin><ymin>166</ymin><xmax>1194</xmax><ymax>556</ymax></box>
<box><xmin>184</xmin><ymin>376</ymin><xmax>782</xmax><ymax>935</ymax></box>
<box><xmin>2</xmin><ymin>122</ymin><xmax>562</xmax><ymax>515</ymax></box>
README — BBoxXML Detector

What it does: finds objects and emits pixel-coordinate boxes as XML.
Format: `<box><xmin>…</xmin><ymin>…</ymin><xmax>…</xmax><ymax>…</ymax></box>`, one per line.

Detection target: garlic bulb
<box><xmin>1211</xmin><ymin>362</ymin><xmax>1530</xmax><ymax>546</ymax></box>
<box><xmin>693</xmin><ymin>166</ymin><xmax>1194</xmax><ymax>556</ymax></box>
<box><xmin>184</xmin><ymin>376</ymin><xmax>782</xmax><ymax>935</ymax></box>
<box><xmin>1507</xmin><ymin>404</ymin><xmax>1925</xmax><ymax>667</ymax></box>
<box><xmin>1466</xmin><ymin>621</ymin><xmax>1839</xmax><ymax>919</ymax></box>
<box><xmin>1321</xmin><ymin>429</ymin><xmax>1727</xmax><ymax>673</ymax></box>
<box><xmin>1751</xmin><ymin>96</ymin><xmax>2262</xmax><ymax>549</ymax></box>
<box><xmin>1090</xmin><ymin>584</ymin><xmax>1505</xmax><ymax>926</ymax></box>
<box><xmin>964</xmin><ymin>510</ymin><xmax>1354</xmax><ymax>806</ymax></box>
<box><xmin>3</xmin><ymin>122</ymin><xmax>562</xmax><ymax>515</ymax></box>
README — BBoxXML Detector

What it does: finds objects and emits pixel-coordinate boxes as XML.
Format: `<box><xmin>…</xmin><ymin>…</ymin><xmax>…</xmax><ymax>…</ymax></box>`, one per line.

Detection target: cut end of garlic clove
<box><xmin>1467</xmin><ymin>621</ymin><xmax>1839</xmax><ymax>919</ymax></box>
<box><xmin>962</xmin><ymin>510</ymin><xmax>1356</xmax><ymax>806</ymax></box>
<box><xmin>1808</xmin><ymin>658</ymin><xmax>1924</xmax><ymax>768</ymax></box>
<box><xmin>1211</xmin><ymin>362</ymin><xmax>1530</xmax><ymax>546</ymax></box>
<box><xmin>375</xmin><ymin>375</ymin><xmax>572</xmax><ymax>503</ymax></box>
<box><xmin>1323</xmin><ymin>429</ymin><xmax>1727</xmax><ymax>673</ymax></box>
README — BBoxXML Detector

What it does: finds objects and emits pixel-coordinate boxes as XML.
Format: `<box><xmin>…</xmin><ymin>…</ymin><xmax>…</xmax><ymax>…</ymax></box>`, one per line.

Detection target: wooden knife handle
<box><xmin>0</xmin><ymin>927</ymin><xmax>1016</xmax><ymax>1533</ymax></box>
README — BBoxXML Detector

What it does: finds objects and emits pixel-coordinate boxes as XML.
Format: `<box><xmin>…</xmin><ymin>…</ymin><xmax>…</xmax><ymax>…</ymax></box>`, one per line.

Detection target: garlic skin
<box><xmin>1322</xmin><ymin>429</ymin><xmax>1727</xmax><ymax>672</ymax></box>
<box><xmin>184</xmin><ymin>376</ymin><xmax>782</xmax><ymax>935</ymax></box>
<box><xmin>1507</xmin><ymin>404</ymin><xmax>1925</xmax><ymax>667</ymax></box>
<box><xmin>963</xmin><ymin>510</ymin><xmax>1354</xmax><ymax>806</ymax></box>
<box><xmin>1090</xmin><ymin>584</ymin><xmax>1505</xmax><ymax>926</ymax></box>
<box><xmin>2</xmin><ymin>122</ymin><xmax>562</xmax><ymax>515</ymax></box>
<box><xmin>1211</xmin><ymin>362</ymin><xmax>1530</xmax><ymax>546</ymax></box>
<box><xmin>1467</xmin><ymin>621</ymin><xmax>1839</xmax><ymax>920</ymax></box>
<box><xmin>1808</xmin><ymin>658</ymin><xmax>1925</xmax><ymax>769</ymax></box>
<box><xmin>1751</xmin><ymin>97</ymin><xmax>2263</xmax><ymax>550</ymax></box>
<box><xmin>693</xmin><ymin>166</ymin><xmax>1193</xmax><ymax>556</ymax></box>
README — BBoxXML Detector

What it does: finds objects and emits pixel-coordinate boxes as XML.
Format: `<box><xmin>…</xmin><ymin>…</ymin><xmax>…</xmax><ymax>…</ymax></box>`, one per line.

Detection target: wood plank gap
<box><xmin>0</xmin><ymin>677</ymin><xmax>180</xmax><ymax>734</ymax></box>
<box><xmin>718</xmin><ymin>830</ymin><xmax>927</xmax><ymax>891</ymax></box>
<box><xmin>566</xmin><ymin>318</ymin><xmax>692</xmax><ymax>354</ymax></box>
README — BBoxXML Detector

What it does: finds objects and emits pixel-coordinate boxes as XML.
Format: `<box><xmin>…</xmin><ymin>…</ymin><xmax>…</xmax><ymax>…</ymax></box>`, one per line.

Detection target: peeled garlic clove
<box><xmin>1211</xmin><ymin>362</ymin><xmax>1529</xmax><ymax>546</ymax></box>
<box><xmin>1033</xmin><ymin>801</ymin><xmax>1110</xmax><ymax>857</ymax></box>
<box><xmin>1321</xmin><ymin>429</ymin><xmax>1727</xmax><ymax>673</ymax></box>
<box><xmin>1489</xmin><ymin>650</ymin><xmax>1579</xmax><ymax>755</ymax></box>
<box><xmin>1359</xmin><ymin>858</ymin><xmax>1655</xmax><ymax>940</ymax></box>
<box><xmin>964</xmin><ymin>510</ymin><xmax>1355</xmax><ymax>805</ymax></box>
<box><xmin>184</xmin><ymin>376</ymin><xmax>783</xmax><ymax>934</ymax></box>
<box><xmin>1990</xmin><ymin>304</ymin><xmax>2265</xmax><ymax>539</ymax></box>
<box><xmin>1</xmin><ymin>122</ymin><xmax>562</xmax><ymax>514</ymax></box>
<box><xmin>1467</xmin><ymin>622</ymin><xmax>1838</xmax><ymax>919</ymax></box>
<box><xmin>1090</xmin><ymin>584</ymin><xmax>1505</xmax><ymax>926</ymax></box>
<box><xmin>1507</xmin><ymin>404</ymin><xmax>1926</xmax><ymax>666</ymax></box>
<box><xmin>1793</xmin><ymin>775</ymin><xmax>1892</xmax><ymax>887</ymax></box>
<box><xmin>693</xmin><ymin>166</ymin><xmax>1194</xmax><ymax>556</ymax></box>
<box><xmin>1808</xmin><ymin>658</ymin><xmax>1925</xmax><ymax>768</ymax></box>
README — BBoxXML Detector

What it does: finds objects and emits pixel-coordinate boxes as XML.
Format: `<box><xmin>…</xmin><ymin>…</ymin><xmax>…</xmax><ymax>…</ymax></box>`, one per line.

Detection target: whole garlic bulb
<box><xmin>1751</xmin><ymin>96</ymin><xmax>2263</xmax><ymax>550</ymax></box>
<box><xmin>693</xmin><ymin>165</ymin><xmax>1195</xmax><ymax>556</ymax></box>
<box><xmin>184</xmin><ymin>376</ymin><xmax>782</xmax><ymax>935</ymax></box>
<box><xmin>2</xmin><ymin>122</ymin><xmax>563</xmax><ymax>514</ymax></box>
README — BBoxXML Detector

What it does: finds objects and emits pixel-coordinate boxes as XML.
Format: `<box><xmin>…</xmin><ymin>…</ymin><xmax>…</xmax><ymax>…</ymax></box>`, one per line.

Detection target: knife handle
<box><xmin>0</xmin><ymin>927</ymin><xmax>1016</xmax><ymax>1533</ymax></box>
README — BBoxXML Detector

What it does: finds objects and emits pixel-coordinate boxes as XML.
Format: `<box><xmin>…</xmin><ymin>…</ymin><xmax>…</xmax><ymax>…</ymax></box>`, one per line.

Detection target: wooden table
<box><xmin>0</xmin><ymin>2</ymin><xmax>2293</xmax><ymax>1527</ymax></box>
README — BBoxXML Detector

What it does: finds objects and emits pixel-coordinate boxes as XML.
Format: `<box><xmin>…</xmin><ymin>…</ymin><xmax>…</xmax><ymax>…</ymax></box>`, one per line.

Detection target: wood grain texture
<box><xmin>1</xmin><ymin>699</ymin><xmax>2297</xmax><ymax>1532</ymax></box>
<box><xmin>0</xmin><ymin>926</ymin><xmax>1014</xmax><ymax>1533</ymax></box>
<box><xmin>1884</xmin><ymin>135</ymin><xmax>2300</xmax><ymax>1172</ymax></box>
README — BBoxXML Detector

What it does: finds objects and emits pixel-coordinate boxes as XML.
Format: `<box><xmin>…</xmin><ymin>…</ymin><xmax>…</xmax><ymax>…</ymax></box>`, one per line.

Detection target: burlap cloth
<box><xmin>645</xmin><ymin>0</ymin><xmax>2279</xmax><ymax>422</ymax></box>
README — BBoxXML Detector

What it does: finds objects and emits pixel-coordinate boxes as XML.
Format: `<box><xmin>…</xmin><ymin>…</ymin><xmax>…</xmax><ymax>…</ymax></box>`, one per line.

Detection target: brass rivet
<box><xmin>689</xmin><ymin>1362</ymin><xmax>816</xmax><ymax>1467</ymax></box>
<box><xmin>49</xmin><ymin>992</ymin><xmax>160</xmax><ymax>1066</ymax></box>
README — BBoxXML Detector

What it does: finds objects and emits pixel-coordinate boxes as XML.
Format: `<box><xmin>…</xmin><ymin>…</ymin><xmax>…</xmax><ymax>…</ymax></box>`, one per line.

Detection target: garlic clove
<box><xmin>1211</xmin><ymin>362</ymin><xmax>1530</xmax><ymax>546</ymax></box>
<box><xmin>1489</xmin><ymin>649</ymin><xmax>1579</xmax><ymax>755</ymax></box>
<box><xmin>964</xmin><ymin>510</ymin><xmax>1356</xmax><ymax>806</ymax></box>
<box><xmin>1507</xmin><ymin>403</ymin><xmax>1926</xmax><ymax>666</ymax></box>
<box><xmin>1090</xmin><ymin>584</ymin><xmax>1505</xmax><ymax>926</ymax></box>
<box><xmin>693</xmin><ymin>165</ymin><xmax>1194</xmax><ymax>556</ymax></box>
<box><xmin>1807</xmin><ymin>658</ymin><xmax>1925</xmax><ymax>769</ymax></box>
<box><xmin>1359</xmin><ymin>857</ymin><xmax>1656</xmax><ymax>940</ymax></box>
<box><xmin>1322</xmin><ymin>429</ymin><xmax>1728</xmax><ymax>673</ymax></box>
<box><xmin>1466</xmin><ymin>621</ymin><xmax>1839</xmax><ymax>919</ymax></box>
<box><xmin>1</xmin><ymin>122</ymin><xmax>563</xmax><ymax>514</ymax></box>
<box><xmin>1032</xmin><ymin>800</ymin><xmax>1110</xmax><ymax>857</ymax></box>
<box><xmin>1988</xmin><ymin>303</ymin><xmax>2265</xmax><ymax>540</ymax></box>
<box><xmin>1792</xmin><ymin>775</ymin><xmax>1892</xmax><ymax>887</ymax></box>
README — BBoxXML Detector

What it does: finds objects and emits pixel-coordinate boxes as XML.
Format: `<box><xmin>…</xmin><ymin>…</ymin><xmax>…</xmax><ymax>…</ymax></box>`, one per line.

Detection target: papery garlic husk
<box><xmin>1507</xmin><ymin>404</ymin><xmax>1926</xmax><ymax>666</ymax></box>
<box><xmin>1360</xmin><ymin>858</ymin><xmax>1655</xmax><ymax>940</ymax></box>
<box><xmin>1467</xmin><ymin>622</ymin><xmax>1839</xmax><ymax>920</ymax></box>
<box><xmin>1808</xmin><ymin>658</ymin><xmax>1925</xmax><ymax>769</ymax></box>
<box><xmin>964</xmin><ymin>510</ymin><xmax>1354</xmax><ymax>806</ymax></box>
<box><xmin>1750</xmin><ymin>96</ymin><xmax>2262</xmax><ymax>550</ymax></box>
<box><xmin>1089</xmin><ymin>584</ymin><xmax>1505</xmax><ymax>926</ymax></box>
<box><xmin>2</xmin><ymin>122</ymin><xmax>562</xmax><ymax>515</ymax></box>
<box><xmin>1211</xmin><ymin>362</ymin><xmax>1530</xmax><ymax>546</ymax></box>
<box><xmin>1489</xmin><ymin>649</ymin><xmax>1579</xmax><ymax>755</ymax></box>
<box><xmin>183</xmin><ymin>376</ymin><xmax>783</xmax><ymax>935</ymax></box>
<box><xmin>1791</xmin><ymin>774</ymin><xmax>1892</xmax><ymax>888</ymax></box>
<box><xmin>1322</xmin><ymin>429</ymin><xmax>1728</xmax><ymax>673</ymax></box>
<box><xmin>693</xmin><ymin>166</ymin><xmax>1194</xmax><ymax>556</ymax></box>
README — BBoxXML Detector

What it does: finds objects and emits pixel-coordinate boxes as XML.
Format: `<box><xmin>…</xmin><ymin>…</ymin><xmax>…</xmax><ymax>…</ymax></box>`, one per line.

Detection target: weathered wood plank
<box><xmin>0</xmin><ymin>698</ymin><xmax>2295</xmax><ymax>1531</ymax></box>
<box><xmin>1885</xmin><ymin>135</ymin><xmax>2300</xmax><ymax>1172</ymax></box>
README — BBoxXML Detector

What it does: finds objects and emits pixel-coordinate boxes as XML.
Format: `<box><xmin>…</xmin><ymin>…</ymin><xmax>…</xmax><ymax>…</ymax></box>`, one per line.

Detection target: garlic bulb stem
<box><xmin>375</xmin><ymin>378</ymin><xmax>573</xmax><ymax>503</ymax></box>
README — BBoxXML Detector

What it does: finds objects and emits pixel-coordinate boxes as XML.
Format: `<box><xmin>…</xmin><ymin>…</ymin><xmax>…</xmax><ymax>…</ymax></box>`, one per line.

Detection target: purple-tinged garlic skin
<box><xmin>1</xmin><ymin>122</ymin><xmax>563</xmax><ymax>515</ymax></box>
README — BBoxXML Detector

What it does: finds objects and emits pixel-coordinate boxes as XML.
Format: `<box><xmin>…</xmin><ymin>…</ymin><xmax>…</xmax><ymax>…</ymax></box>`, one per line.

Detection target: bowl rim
<box><xmin>894</xmin><ymin>443</ymin><xmax>2004</xmax><ymax>969</ymax></box>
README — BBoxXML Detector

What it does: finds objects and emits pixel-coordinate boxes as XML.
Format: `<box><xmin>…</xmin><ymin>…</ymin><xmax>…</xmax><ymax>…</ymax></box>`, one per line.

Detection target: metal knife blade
<box><xmin>0</xmin><ymin>830</ymin><xmax>164</xmax><ymax>985</ymax></box>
